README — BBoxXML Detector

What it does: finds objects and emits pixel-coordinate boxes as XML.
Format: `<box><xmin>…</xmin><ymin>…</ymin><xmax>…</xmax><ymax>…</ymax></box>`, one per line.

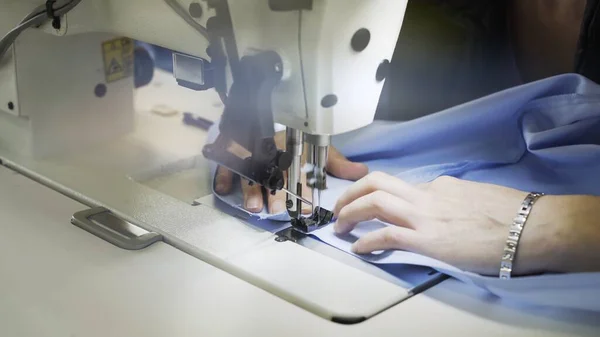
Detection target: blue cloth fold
<box><xmin>209</xmin><ymin>74</ymin><xmax>600</xmax><ymax>311</ymax></box>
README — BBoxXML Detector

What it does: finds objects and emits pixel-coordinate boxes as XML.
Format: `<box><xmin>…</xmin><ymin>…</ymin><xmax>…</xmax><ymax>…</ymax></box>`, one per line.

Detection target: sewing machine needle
<box><xmin>312</xmin><ymin>188</ymin><xmax>317</xmax><ymax>214</ymax></box>
<box><xmin>317</xmin><ymin>189</ymin><xmax>322</xmax><ymax>221</ymax></box>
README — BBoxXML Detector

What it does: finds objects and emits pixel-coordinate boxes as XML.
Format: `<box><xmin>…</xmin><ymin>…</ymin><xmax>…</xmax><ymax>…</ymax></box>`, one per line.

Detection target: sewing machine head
<box><xmin>0</xmin><ymin>0</ymin><xmax>404</xmax><ymax>231</ymax></box>
<box><xmin>190</xmin><ymin>0</ymin><xmax>405</xmax><ymax>231</ymax></box>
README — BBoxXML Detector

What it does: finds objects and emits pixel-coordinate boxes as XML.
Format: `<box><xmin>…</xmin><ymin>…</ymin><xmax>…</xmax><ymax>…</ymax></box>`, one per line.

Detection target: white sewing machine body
<box><xmin>0</xmin><ymin>0</ymin><xmax>399</xmax><ymax>155</ymax></box>
<box><xmin>0</xmin><ymin>1</ymin><xmax>599</xmax><ymax>336</ymax></box>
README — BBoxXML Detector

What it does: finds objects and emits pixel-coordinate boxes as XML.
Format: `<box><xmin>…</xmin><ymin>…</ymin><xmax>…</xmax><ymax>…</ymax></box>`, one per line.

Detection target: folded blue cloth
<box><xmin>209</xmin><ymin>74</ymin><xmax>600</xmax><ymax>311</ymax></box>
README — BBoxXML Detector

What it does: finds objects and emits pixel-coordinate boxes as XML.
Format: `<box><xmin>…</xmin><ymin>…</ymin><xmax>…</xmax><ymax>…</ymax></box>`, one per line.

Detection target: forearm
<box><xmin>333</xmin><ymin>173</ymin><xmax>600</xmax><ymax>277</ymax></box>
<box><xmin>522</xmin><ymin>195</ymin><xmax>600</xmax><ymax>274</ymax></box>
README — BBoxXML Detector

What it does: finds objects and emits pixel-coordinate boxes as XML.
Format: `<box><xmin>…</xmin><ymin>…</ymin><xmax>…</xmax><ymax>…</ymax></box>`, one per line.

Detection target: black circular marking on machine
<box><xmin>188</xmin><ymin>2</ymin><xmax>203</xmax><ymax>18</ymax></box>
<box><xmin>376</xmin><ymin>59</ymin><xmax>390</xmax><ymax>82</ymax></box>
<box><xmin>321</xmin><ymin>94</ymin><xmax>338</xmax><ymax>108</ymax></box>
<box><xmin>351</xmin><ymin>28</ymin><xmax>370</xmax><ymax>52</ymax></box>
<box><xmin>94</xmin><ymin>84</ymin><xmax>107</xmax><ymax>98</ymax></box>
<box><xmin>7</xmin><ymin>101</ymin><xmax>14</xmax><ymax>111</ymax></box>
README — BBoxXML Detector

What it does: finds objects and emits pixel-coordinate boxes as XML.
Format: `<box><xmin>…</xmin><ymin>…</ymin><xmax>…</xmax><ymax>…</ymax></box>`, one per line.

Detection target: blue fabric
<box><xmin>334</xmin><ymin>75</ymin><xmax>600</xmax><ymax>195</ymax></box>
<box><xmin>209</xmin><ymin>74</ymin><xmax>600</xmax><ymax>311</ymax></box>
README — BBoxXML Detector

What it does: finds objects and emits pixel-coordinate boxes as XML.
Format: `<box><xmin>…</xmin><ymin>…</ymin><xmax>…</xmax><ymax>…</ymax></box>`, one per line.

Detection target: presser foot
<box><xmin>290</xmin><ymin>206</ymin><xmax>334</xmax><ymax>233</ymax></box>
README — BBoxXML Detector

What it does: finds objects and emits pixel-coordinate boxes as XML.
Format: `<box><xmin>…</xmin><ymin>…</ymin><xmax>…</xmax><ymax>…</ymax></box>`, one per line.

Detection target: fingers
<box><xmin>215</xmin><ymin>166</ymin><xmax>234</xmax><ymax>195</ymax></box>
<box><xmin>227</xmin><ymin>141</ymin><xmax>251</xmax><ymax>158</ymax></box>
<box><xmin>216</xmin><ymin>164</ymin><xmax>265</xmax><ymax>213</ymax></box>
<box><xmin>267</xmin><ymin>159</ymin><xmax>312</xmax><ymax>214</ymax></box>
<box><xmin>268</xmin><ymin>186</ymin><xmax>313</xmax><ymax>215</ymax></box>
<box><xmin>274</xmin><ymin>131</ymin><xmax>286</xmax><ymax>149</ymax></box>
<box><xmin>351</xmin><ymin>226</ymin><xmax>420</xmax><ymax>254</ymax></box>
<box><xmin>267</xmin><ymin>191</ymin><xmax>287</xmax><ymax>214</ymax></box>
<box><xmin>241</xmin><ymin>179</ymin><xmax>264</xmax><ymax>213</ymax></box>
<box><xmin>301</xmin><ymin>184</ymin><xmax>313</xmax><ymax>214</ymax></box>
<box><xmin>334</xmin><ymin>190</ymin><xmax>417</xmax><ymax>234</ymax></box>
<box><xmin>333</xmin><ymin>171</ymin><xmax>423</xmax><ymax>215</ymax></box>
<box><xmin>327</xmin><ymin>147</ymin><xmax>369</xmax><ymax>181</ymax></box>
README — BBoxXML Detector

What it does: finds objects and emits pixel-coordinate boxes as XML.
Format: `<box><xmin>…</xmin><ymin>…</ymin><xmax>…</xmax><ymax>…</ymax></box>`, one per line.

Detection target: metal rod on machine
<box><xmin>286</xmin><ymin>127</ymin><xmax>305</xmax><ymax>218</ymax></box>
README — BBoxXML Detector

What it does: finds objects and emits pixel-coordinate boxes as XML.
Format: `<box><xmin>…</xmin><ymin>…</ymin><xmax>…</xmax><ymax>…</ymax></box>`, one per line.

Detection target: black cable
<box><xmin>45</xmin><ymin>0</ymin><xmax>62</xmax><ymax>29</ymax></box>
<box><xmin>0</xmin><ymin>0</ymin><xmax>82</xmax><ymax>60</ymax></box>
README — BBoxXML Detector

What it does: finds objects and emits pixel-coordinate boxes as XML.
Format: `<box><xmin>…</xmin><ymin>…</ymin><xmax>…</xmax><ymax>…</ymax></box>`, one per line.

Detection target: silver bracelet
<box><xmin>499</xmin><ymin>192</ymin><xmax>545</xmax><ymax>279</ymax></box>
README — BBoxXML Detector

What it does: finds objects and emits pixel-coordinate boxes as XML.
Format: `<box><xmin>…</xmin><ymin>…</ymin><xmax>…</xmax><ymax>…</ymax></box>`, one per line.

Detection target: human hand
<box><xmin>333</xmin><ymin>172</ymin><xmax>558</xmax><ymax>276</ymax></box>
<box><xmin>214</xmin><ymin>131</ymin><xmax>369</xmax><ymax>214</ymax></box>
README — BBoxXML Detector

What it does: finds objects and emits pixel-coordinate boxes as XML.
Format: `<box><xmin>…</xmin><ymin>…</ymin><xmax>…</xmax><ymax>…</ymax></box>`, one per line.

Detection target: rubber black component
<box><xmin>269</xmin><ymin>0</ymin><xmax>313</xmax><ymax>11</ymax></box>
<box><xmin>321</xmin><ymin>94</ymin><xmax>338</xmax><ymax>108</ymax></box>
<box><xmin>376</xmin><ymin>59</ymin><xmax>390</xmax><ymax>82</ymax></box>
<box><xmin>331</xmin><ymin>316</ymin><xmax>367</xmax><ymax>325</ymax></box>
<box><xmin>188</xmin><ymin>2</ymin><xmax>203</xmax><ymax>18</ymax></box>
<box><xmin>134</xmin><ymin>47</ymin><xmax>155</xmax><ymax>88</ymax></box>
<box><xmin>351</xmin><ymin>28</ymin><xmax>370</xmax><ymax>52</ymax></box>
<box><xmin>94</xmin><ymin>84</ymin><xmax>107</xmax><ymax>98</ymax></box>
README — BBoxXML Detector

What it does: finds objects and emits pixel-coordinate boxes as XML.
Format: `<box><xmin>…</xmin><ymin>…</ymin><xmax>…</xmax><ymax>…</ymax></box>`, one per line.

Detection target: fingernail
<box><xmin>271</xmin><ymin>200</ymin><xmax>286</xmax><ymax>214</ymax></box>
<box><xmin>333</xmin><ymin>221</ymin><xmax>344</xmax><ymax>234</ymax></box>
<box><xmin>246</xmin><ymin>197</ymin><xmax>261</xmax><ymax>212</ymax></box>
<box><xmin>351</xmin><ymin>242</ymin><xmax>360</xmax><ymax>253</ymax></box>
<box><xmin>301</xmin><ymin>205</ymin><xmax>312</xmax><ymax>214</ymax></box>
<box><xmin>215</xmin><ymin>183</ymin><xmax>225</xmax><ymax>193</ymax></box>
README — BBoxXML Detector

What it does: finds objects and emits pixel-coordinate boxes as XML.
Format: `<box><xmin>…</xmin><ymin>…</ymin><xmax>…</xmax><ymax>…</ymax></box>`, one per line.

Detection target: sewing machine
<box><xmin>0</xmin><ymin>1</ymin><xmax>599</xmax><ymax>336</ymax></box>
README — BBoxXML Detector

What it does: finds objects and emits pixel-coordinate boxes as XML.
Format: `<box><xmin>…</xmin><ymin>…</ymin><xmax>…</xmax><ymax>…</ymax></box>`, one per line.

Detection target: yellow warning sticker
<box><xmin>102</xmin><ymin>37</ymin><xmax>134</xmax><ymax>83</ymax></box>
